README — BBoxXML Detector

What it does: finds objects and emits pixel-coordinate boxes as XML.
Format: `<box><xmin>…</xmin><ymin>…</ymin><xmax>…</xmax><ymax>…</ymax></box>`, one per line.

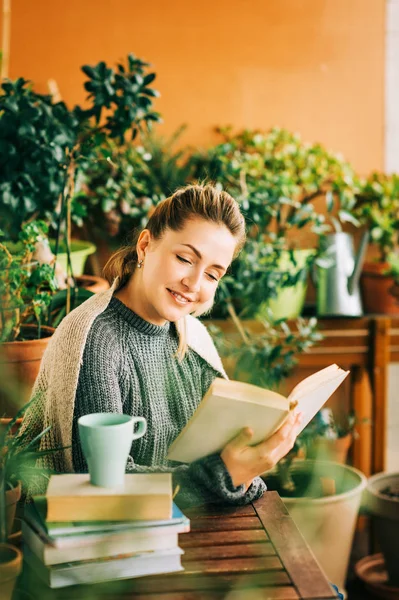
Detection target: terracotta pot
<box><xmin>0</xmin><ymin>543</ymin><xmax>23</xmax><ymax>600</ymax></box>
<box><xmin>0</xmin><ymin>324</ymin><xmax>54</xmax><ymax>409</ymax></box>
<box><xmin>76</xmin><ymin>274</ymin><xmax>109</xmax><ymax>294</ymax></box>
<box><xmin>5</xmin><ymin>481</ymin><xmax>22</xmax><ymax>538</ymax></box>
<box><xmin>307</xmin><ymin>433</ymin><xmax>353</xmax><ymax>464</ymax></box>
<box><xmin>361</xmin><ymin>262</ymin><xmax>399</xmax><ymax>315</ymax></box>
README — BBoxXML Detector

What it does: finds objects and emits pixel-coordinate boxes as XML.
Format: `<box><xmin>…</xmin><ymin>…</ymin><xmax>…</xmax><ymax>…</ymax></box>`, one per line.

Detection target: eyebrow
<box><xmin>180</xmin><ymin>244</ymin><xmax>227</xmax><ymax>272</ymax></box>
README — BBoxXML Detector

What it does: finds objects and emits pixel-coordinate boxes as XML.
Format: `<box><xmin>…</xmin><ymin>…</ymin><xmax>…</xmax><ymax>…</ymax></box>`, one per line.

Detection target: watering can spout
<box><xmin>347</xmin><ymin>231</ymin><xmax>369</xmax><ymax>296</ymax></box>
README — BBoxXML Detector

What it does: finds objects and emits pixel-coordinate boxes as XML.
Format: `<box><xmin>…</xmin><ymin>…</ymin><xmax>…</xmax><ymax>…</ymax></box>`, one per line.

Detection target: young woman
<box><xmin>22</xmin><ymin>184</ymin><xmax>302</xmax><ymax>508</ymax></box>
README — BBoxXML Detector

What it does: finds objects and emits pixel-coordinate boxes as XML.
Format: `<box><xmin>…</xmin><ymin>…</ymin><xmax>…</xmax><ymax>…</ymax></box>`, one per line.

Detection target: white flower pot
<box><xmin>265</xmin><ymin>460</ymin><xmax>367</xmax><ymax>590</ymax></box>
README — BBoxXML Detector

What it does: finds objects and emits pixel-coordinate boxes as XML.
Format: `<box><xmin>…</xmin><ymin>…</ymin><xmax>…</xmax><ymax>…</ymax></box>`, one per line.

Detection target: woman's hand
<box><xmin>220</xmin><ymin>411</ymin><xmax>303</xmax><ymax>488</ymax></box>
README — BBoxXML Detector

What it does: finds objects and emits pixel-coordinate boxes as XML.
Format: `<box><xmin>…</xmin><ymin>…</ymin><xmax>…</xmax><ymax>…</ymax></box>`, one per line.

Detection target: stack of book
<box><xmin>22</xmin><ymin>473</ymin><xmax>189</xmax><ymax>588</ymax></box>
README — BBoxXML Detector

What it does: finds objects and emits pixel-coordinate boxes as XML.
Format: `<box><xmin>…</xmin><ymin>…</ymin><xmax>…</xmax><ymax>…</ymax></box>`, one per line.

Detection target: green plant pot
<box><xmin>51</xmin><ymin>240</ymin><xmax>96</xmax><ymax>276</ymax></box>
<box><xmin>257</xmin><ymin>249</ymin><xmax>315</xmax><ymax>320</ymax></box>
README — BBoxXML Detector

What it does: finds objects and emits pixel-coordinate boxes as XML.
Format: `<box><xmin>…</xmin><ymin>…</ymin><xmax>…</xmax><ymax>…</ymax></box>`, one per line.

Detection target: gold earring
<box><xmin>137</xmin><ymin>259</ymin><xmax>144</xmax><ymax>269</ymax></box>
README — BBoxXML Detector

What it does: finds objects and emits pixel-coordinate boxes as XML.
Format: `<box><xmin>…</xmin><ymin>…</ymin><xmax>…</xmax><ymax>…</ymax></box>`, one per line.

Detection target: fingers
<box><xmin>256</xmin><ymin>412</ymin><xmax>303</xmax><ymax>458</ymax></box>
<box><xmin>275</xmin><ymin>411</ymin><xmax>303</xmax><ymax>439</ymax></box>
<box><xmin>225</xmin><ymin>427</ymin><xmax>253</xmax><ymax>450</ymax></box>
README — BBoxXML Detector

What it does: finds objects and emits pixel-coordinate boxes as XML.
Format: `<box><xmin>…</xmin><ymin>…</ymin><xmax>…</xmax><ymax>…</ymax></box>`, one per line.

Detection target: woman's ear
<box><xmin>136</xmin><ymin>229</ymin><xmax>152</xmax><ymax>260</ymax></box>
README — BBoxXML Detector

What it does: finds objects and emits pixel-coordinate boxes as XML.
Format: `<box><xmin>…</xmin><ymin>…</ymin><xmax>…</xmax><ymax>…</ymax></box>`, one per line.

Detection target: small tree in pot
<box><xmin>0</xmin><ymin>53</ymin><xmax>161</xmax><ymax>275</ymax></box>
<box><xmin>0</xmin><ymin>221</ymin><xmax>58</xmax><ymax>410</ymax></box>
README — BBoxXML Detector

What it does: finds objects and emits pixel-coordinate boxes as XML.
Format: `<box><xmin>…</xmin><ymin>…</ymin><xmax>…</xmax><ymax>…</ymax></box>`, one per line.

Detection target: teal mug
<box><xmin>78</xmin><ymin>413</ymin><xmax>147</xmax><ymax>488</ymax></box>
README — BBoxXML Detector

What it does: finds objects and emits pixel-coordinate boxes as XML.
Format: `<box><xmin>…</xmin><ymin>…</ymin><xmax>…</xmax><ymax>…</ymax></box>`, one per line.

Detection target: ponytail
<box><xmin>103</xmin><ymin>246</ymin><xmax>138</xmax><ymax>291</ymax></box>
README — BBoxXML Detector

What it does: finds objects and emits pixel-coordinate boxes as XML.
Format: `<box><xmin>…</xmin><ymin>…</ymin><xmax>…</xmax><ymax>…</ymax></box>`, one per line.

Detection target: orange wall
<box><xmin>2</xmin><ymin>0</ymin><xmax>385</xmax><ymax>174</ymax></box>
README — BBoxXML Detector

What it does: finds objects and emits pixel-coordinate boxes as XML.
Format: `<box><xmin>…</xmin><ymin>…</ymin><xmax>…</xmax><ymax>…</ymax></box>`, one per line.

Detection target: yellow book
<box><xmin>167</xmin><ymin>364</ymin><xmax>349</xmax><ymax>463</ymax></box>
<box><xmin>45</xmin><ymin>473</ymin><xmax>172</xmax><ymax>522</ymax></box>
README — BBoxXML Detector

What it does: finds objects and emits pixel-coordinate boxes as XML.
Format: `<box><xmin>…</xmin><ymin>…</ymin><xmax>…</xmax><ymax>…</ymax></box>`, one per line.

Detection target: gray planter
<box><xmin>365</xmin><ymin>472</ymin><xmax>399</xmax><ymax>585</ymax></box>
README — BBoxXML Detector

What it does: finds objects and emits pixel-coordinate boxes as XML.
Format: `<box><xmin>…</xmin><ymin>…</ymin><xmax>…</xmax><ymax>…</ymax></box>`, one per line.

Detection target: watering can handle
<box><xmin>347</xmin><ymin>231</ymin><xmax>369</xmax><ymax>295</ymax></box>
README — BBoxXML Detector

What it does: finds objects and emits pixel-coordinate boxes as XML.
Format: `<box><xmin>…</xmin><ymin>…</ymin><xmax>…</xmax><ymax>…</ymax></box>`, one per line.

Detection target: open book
<box><xmin>167</xmin><ymin>364</ymin><xmax>349</xmax><ymax>463</ymax></box>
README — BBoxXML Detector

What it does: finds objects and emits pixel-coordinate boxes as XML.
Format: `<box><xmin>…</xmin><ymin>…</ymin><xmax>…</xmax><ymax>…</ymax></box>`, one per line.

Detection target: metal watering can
<box><xmin>316</xmin><ymin>232</ymin><xmax>369</xmax><ymax>317</ymax></box>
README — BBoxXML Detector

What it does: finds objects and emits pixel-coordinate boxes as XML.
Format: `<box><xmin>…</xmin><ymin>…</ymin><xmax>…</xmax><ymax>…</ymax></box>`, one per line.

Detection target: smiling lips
<box><xmin>168</xmin><ymin>289</ymin><xmax>194</xmax><ymax>304</ymax></box>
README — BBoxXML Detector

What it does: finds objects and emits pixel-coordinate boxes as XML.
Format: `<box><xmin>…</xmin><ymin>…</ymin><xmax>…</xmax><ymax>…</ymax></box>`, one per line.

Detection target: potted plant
<box><xmin>264</xmin><ymin>457</ymin><xmax>367</xmax><ymax>591</ymax></box>
<box><xmin>1</xmin><ymin>391</ymin><xmax>68</xmax><ymax>533</ymax></box>
<box><xmin>0</xmin><ymin>52</ymin><xmax>161</xmax><ymax>279</ymax></box>
<box><xmin>0</xmin><ymin>542</ymin><xmax>22</xmax><ymax>600</ymax></box>
<box><xmin>253</xmin><ymin>400</ymin><xmax>366</xmax><ymax>592</ymax></box>
<box><xmin>0</xmin><ymin>221</ymin><xmax>58</xmax><ymax>411</ymax></box>
<box><xmin>364</xmin><ymin>471</ymin><xmax>399</xmax><ymax>586</ymax></box>
<box><xmin>355</xmin><ymin>172</ymin><xmax>399</xmax><ymax>314</ymax></box>
<box><xmin>191</xmin><ymin>127</ymin><xmax>360</xmax><ymax>320</ymax></box>
<box><xmin>0</xmin><ymin>76</ymin><xmax>96</xmax><ymax>277</ymax></box>
<box><xmin>0</xmin><ymin>392</ymin><xmax>65</xmax><ymax>599</ymax></box>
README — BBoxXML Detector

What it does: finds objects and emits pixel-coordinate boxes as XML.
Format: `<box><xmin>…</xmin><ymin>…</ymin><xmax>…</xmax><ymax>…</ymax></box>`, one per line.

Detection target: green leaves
<box><xmin>355</xmin><ymin>172</ymin><xmax>399</xmax><ymax>262</ymax></box>
<box><xmin>0</xmin><ymin>53</ymin><xmax>161</xmax><ymax>240</ymax></box>
<box><xmin>0</xmin><ymin>79</ymin><xmax>78</xmax><ymax>241</ymax></box>
<box><xmin>0</xmin><ymin>221</ymin><xmax>58</xmax><ymax>342</ymax></box>
<box><xmin>0</xmin><ymin>395</ymin><xmax>69</xmax><ymax>498</ymax></box>
<box><xmin>80</xmin><ymin>54</ymin><xmax>161</xmax><ymax>142</ymax></box>
<box><xmin>210</xmin><ymin>316</ymin><xmax>322</xmax><ymax>390</ymax></box>
<box><xmin>189</xmin><ymin>127</ymin><xmax>362</xmax><ymax>318</ymax></box>
<box><xmin>76</xmin><ymin>127</ymin><xmax>192</xmax><ymax>243</ymax></box>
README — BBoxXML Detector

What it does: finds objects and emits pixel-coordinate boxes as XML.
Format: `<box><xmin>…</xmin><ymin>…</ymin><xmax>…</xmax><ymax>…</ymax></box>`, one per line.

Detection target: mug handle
<box><xmin>132</xmin><ymin>416</ymin><xmax>147</xmax><ymax>440</ymax></box>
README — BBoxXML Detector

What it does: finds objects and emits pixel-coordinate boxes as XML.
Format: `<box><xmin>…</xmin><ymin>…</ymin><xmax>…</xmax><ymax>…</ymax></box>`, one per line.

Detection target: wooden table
<box><xmin>16</xmin><ymin>492</ymin><xmax>338</xmax><ymax>600</ymax></box>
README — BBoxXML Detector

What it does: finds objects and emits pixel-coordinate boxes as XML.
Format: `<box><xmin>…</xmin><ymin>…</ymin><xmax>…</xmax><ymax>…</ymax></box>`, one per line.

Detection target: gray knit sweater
<box><xmin>72</xmin><ymin>298</ymin><xmax>266</xmax><ymax>507</ymax></box>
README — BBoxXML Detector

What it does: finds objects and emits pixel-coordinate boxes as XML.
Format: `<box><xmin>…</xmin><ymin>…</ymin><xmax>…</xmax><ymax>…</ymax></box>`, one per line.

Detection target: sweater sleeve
<box><xmin>123</xmin><ymin>454</ymin><xmax>267</xmax><ymax>509</ymax></box>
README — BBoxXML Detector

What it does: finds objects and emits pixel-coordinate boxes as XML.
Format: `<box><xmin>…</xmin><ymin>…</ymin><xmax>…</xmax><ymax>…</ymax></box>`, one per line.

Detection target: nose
<box><xmin>182</xmin><ymin>271</ymin><xmax>201</xmax><ymax>292</ymax></box>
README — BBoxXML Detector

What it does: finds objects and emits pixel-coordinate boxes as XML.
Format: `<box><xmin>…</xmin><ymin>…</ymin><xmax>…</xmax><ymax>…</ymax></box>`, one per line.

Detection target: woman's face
<box><xmin>134</xmin><ymin>217</ymin><xmax>237</xmax><ymax>325</ymax></box>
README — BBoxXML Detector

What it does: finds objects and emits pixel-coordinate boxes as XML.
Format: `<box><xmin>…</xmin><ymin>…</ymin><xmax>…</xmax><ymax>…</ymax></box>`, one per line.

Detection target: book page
<box><xmin>211</xmin><ymin>378</ymin><xmax>288</xmax><ymax>410</ymax></box>
<box><xmin>167</xmin><ymin>393</ymin><xmax>289</xmax><ymax>463</ymax></box>
<box><xmin>287</xmin><ymin>364</ymin><xmax>344</xmax><ymax>403</ymax></box>
<box><xmin>294</xmin><ymin>370</ymin><xmax>349</xmax><ymax>433</ymax></box>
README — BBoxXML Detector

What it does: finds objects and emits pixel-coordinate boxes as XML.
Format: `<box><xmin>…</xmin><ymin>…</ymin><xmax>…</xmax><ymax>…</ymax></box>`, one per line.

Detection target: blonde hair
<box><xmin>103</xmin><ymin>184</ymin><xmax>246</xmax><ymax>358</ymax></box>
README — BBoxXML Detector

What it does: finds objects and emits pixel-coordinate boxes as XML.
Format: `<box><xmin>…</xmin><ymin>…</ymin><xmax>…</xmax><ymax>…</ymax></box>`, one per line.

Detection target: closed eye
<box><xmin>206</xmin><ymin>273</ymin><xmax>219</xmax><ymax>282</ymax></box>
<box><xmin>176</xmin><ymin>255</ymin><xmax>192</xmax><ymax>265</ymax></box>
